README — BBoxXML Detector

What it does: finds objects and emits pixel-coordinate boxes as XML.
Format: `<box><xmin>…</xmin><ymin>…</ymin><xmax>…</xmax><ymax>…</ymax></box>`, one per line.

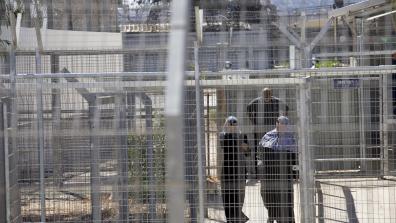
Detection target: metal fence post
<box><xmin>381</xmin><ymin>73</ymin><xmax>390</xmax><ymax>176</ymax></box>
<box><xmin>298</xmin><ymin>77</ymin><xmax>315</xmax><ymax>222</ymax></box>
<box><xmin>185</xmin><ymin>88</ymin><xmax>199</xmax><ymax>222</ymax></box>
<box><xmin>140</xmin><ymin>93</ymin><xmax>156</xmax><ymax>220</ymax></box>
<box><xmin>115</xmin><ymin>94</ymin><xmax>129</xmax><ymax>222</ymax></box>
<box><xmin>51</xmin><ymin>55</ymin><xmax>63</xmax><ymax>187</ymax></box>
<box><xmin>0</xmin><ymin>102</ymin><xmax>8</xmax><ymax>223</ymax></box>
<box><xmin>35</xmin><ymin>49</ymin><xmax>46</xmax><ymax>223</ymax></box>
<box><xmin>89</xmin><ymin>99</ymin><xmax>101</xmax><ymax>222</ymax></box>
<box><xmin>9</xmin><ymin>48</ymin><xmax>21</xmax><ymax>223</ymax></box>
<box><xmin>194</xmin><ymin>41</ymin><xmax>206</xmax><ymax>222</ymax></box>
<box><xmin>0</xmin><ymin>102</ymin><xmax>8</xmax><ymax>222</ymax></box>
<box><xmin>0</xmin><ymin>55</ymin><xmax>6</xmax><ymax>223</ymax></box>
<box><xmin>165</xmin><ymin>0</ymin><xmax>189</xmax><ymax>222</ymax></box>
<box><xmin>358</xmin><ymin>80</ymin><xmax>367</xmax><ymax>171</ymax></box>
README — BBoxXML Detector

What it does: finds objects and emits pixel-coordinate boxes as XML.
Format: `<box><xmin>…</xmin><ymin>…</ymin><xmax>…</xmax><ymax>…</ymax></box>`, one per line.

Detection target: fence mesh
<box><xmin>0</xmin><ymin>0</ymin><xmax>396</xmax><ymax>223</ymax></box>
<box><xmin>0</xmin><ymin>66</ymin><xmax>393</xmax><ymax>223</ymax></box>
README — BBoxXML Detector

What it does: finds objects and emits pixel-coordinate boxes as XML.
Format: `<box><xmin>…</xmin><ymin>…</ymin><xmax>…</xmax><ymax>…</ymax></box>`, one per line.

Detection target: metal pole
<box><xmin>290</xmin><ymin>45</ymin><xmax>296</xmax><ymax>69</ymax></box>
<box><xmin>382</xmin><ymin>14</ymin><xmax>393</xmax><ymax>176</ymax></box>
<box><xmin>89</xmin><ymin>99</ymin><xmax>101</xmax><ymax>222</ymax></box>
<box><xmin>357</xmin><ymin>35</ymin><xmax>362</xmax><ymax>66</ymax></box>
<box><xmin>9</xmin><ymin>48</ymin><xmax>20</xmax><ymax>223</ymax></box>
<box><xmin>300</xmin><ymin>11</ymin><xmax>307</xmax><ymax>68</ymax></box>
<box><xmin>126</xmin><ymin>93</ymin><xmax>136</xmax><ymax>131</ymax></box>
<box><xmin>341</xmin><ymin>90</ymin><xmax>353</xmax><ymax>170</ymax></box>
<box><xmin>51</xmin><ymin>55</ymin><xmax>62</xmax><ymax>187</ymax></box>
<box><xmin>382</xmin><ymin>74</ymin><xmax>389</xmax><ymax>176</ymax></box>
<box><xmin>357</xmin><ymin>19</ymin><xmax>365</xmax><ymax>66</ymax></box>
<box><xmin>0</xmin><ymin>102</ymin><xmax>6</xmax><ymax>223</ymax></box>
<box><xmin>317</xmin><ymin>80</ymin><xmax>328</xmax><ymax>179</ymax></box>
<box><xmin>3</xmin><ymin>103</ymin><xmax>10</xmax><ymax>223</ymax></box>
<box><xmin>358</xmin><ymin>81</ymin><xmax>367</xmax><ymax>171</ymax></box>
<box><xmin>165</xmin><ymin>0</ymin><xmax>189</xmax><ymax>222</ymax></box>
<box><xmin>298</xmin><ymin>77</ymin><xmax>315</xmax><ymax>222</ymax></box>
<box><xmin>334</xmin><ymin>17</ymin><xmax>338</xmax><ymax>62</ymax></box>
<box><xmin>206</xmin><ymin>92</ymin><xmax>210</xmax><ymax>176</ymax></box>
<box><xmin>194</xmin><ymin>41</ymin><xmax>205</xmax><ymax>223</ymax></box>
<box><xmin>116</xmin><ymin>94</ymin><xmax>129</xmax><ymax>222</ymax></box>
<box><xmin>35</xmin><ymin>49</ymin><xmax>46</xmax><ymax>223</ymax></box>
<box><xmin>379</xmin><ymin>73</ymin><xmax>385</xmax><ymax>176</ymax></box>
<box><xmin>141</xmin><ymin>93</ymin><xmax>156</xmax><ymax>220</ymax></box>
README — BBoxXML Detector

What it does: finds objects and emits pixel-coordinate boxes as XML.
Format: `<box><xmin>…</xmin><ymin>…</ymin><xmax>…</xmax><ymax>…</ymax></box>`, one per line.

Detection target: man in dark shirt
<box><xmin>247</xmin><ymin>88</ymin><xmax>289</xmax><ymax>176</ymax></box>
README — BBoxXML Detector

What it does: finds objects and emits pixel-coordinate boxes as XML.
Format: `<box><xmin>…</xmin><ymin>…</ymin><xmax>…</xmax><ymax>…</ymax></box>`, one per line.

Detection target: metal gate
<box><xmin>1</xmin><ymin>48</ymin><xmax>396</xmax><ymax>223</ymax></box>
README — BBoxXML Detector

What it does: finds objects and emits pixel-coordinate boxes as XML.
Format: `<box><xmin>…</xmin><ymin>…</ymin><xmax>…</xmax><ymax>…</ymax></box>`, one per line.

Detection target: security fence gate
<box><xmin>1</xmin><ymin>60</ymin><xmax>396</xmax><ymax>222</ymax></box>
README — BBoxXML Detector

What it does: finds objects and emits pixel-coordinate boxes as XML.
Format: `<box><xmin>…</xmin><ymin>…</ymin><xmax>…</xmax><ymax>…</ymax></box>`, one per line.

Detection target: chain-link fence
<box><xmin>1</xmin><ymin>50</ymin><xmax>396</xmax><ymax>222</ymax></box>
<box><xmin>1</xmin><ymin>0</ymin><xmax>396</xmax><ymax>222</ymax></box>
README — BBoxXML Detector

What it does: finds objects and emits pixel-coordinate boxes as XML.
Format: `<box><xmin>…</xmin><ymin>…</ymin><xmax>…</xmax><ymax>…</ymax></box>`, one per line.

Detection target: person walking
<box><xmin>258</xmin><ymin>116</ymin><xmax>297</xmax><ymax>223</ymax></box>
<box><xmin>247</xmin><ymin>88</ymin><xmax>289</xmax><ymax>177</ymax></box>
<box><xmin>219</xmin><ymin>116</ymin><xmax>250</xmax><ymax>223</ymax></box>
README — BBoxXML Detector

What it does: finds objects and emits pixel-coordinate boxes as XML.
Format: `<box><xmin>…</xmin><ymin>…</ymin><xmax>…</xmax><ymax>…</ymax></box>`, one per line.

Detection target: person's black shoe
<box><xmin>241</xmin><ymin>213</ymin><xmax>249</xmax><ymax>222</ymax></box>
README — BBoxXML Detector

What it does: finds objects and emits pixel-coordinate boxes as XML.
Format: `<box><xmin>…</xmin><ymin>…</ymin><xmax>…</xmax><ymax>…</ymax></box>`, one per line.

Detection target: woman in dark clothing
<box><xmin>219</xmin><ymin>116</ymin><xmax>249</xmax><ymax>223</ymax></box>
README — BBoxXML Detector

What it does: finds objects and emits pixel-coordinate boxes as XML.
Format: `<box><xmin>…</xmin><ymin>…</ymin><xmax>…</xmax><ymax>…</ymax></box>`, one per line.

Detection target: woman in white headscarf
<box><xmin>219</xmin><ymin>116</ymin><xmax>249</xmax><ymax>223</ymax></box>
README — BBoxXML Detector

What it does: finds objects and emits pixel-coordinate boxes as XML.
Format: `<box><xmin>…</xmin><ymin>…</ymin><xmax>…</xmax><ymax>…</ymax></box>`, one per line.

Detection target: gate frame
<box><xmin>9</xmin><ymin>65</ymin><xmax>396</xmax><ymax>222</ymax></box>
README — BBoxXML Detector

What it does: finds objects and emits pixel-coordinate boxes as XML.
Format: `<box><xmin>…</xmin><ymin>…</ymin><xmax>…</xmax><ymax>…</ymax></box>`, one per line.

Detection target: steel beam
<box><xmin>272</xmin><ymin>22</ymin><xmax>302</xmax><ymax>49</ymax></box>
<box><xmin>308</xmin><ymin>18</ymin><xmax>334</xmax><ymax>52</ymax></box>
<box><xmin>328</xmin><ymin>0</ymin><xmax>387</xmax><ymax>18</ymax></box>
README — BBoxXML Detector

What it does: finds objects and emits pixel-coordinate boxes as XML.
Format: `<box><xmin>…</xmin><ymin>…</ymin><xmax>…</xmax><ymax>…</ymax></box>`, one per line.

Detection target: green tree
<box><xmin>128</xmin><ymin>113</ymin><xmax>166</xmax><ymax>204</ymax></box>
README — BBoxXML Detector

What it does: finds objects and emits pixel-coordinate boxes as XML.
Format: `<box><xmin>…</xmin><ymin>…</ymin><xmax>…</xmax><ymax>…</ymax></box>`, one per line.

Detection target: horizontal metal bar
<box><xmin>311</xmin><ymin>144</ymin><xmax>381</xmax><ymax>149</ymax></box>
<box><xmin>312</xmin><ymin>50</ymin><xmax>396</xmax><ymax>58</ymax></box>
<box><xmin>315</xmin><ymin>173</ymin><xmax>380</xmax><ymax>178</ymax></box>
<box><xmin>315</xmin><ymin>158</ymin><xmax>381</xmax><ymax>162</ymax></box>
<box><xmin>16</xmin><ymin>71</ymin><xmax>169</xmax><ymax>79</ymax></box>
<box><xmin>13</xmin><ymin>65</ymin><xmax>396</xmax><ymax>79</ymax></box>
<box><xmin>0</xmin><ymin>43</ymin><xmax>294</xmax><ymax>56</ymax></box>
<box><xmin>16</xmin><ymin>78</ymin><xmax>304</xmax><ymax>89</ymax></box>
<box><xmin>359</xmin><ymin>4</ymin><xmax>394</xmax><ymax>19</ymax></box>
<box><xmin>0</xmin><ymin>45</ymin><xmax>287</xmax><ymax>56</ymax></box>
<box><xmin>199</xmin><ymin>78</ymin><xmax>304</xmax><ymax>86</ymax></box>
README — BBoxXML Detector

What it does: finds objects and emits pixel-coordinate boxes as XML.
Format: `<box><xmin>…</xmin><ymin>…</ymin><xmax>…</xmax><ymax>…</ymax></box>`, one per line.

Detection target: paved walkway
<box><xmin>205</xmin><ymin>179</ymin><xmax>268</xmax><ymax>223</ymax></box>
<box><xmin>205</xmin><ymin>178</ymin><xmax>396</xmax><ymax>223</ymax></box>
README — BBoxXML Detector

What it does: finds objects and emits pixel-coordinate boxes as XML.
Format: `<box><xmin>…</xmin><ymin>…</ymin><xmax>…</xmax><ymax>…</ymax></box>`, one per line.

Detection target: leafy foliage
<box><xmin>315</xmin><ymin>60</ymin><xmax>341</xmax><ymax>68</ymax></box>
<box><xmin>128</xmin><ymin>113</ymin><xmax>166</xmax><ymax>203</ymax></box>
<box><xmin>136</xmin><ymin>0</ymin><xmax>170</xmax><ymax>4</ymax></box>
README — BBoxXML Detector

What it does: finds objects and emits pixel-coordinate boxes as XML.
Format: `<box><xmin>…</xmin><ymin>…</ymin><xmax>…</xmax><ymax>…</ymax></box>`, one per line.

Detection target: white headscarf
<box><xmin>222</xmin><ymin>116</ymin><xmax>242</xmax><ymax>134</ymax></box>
